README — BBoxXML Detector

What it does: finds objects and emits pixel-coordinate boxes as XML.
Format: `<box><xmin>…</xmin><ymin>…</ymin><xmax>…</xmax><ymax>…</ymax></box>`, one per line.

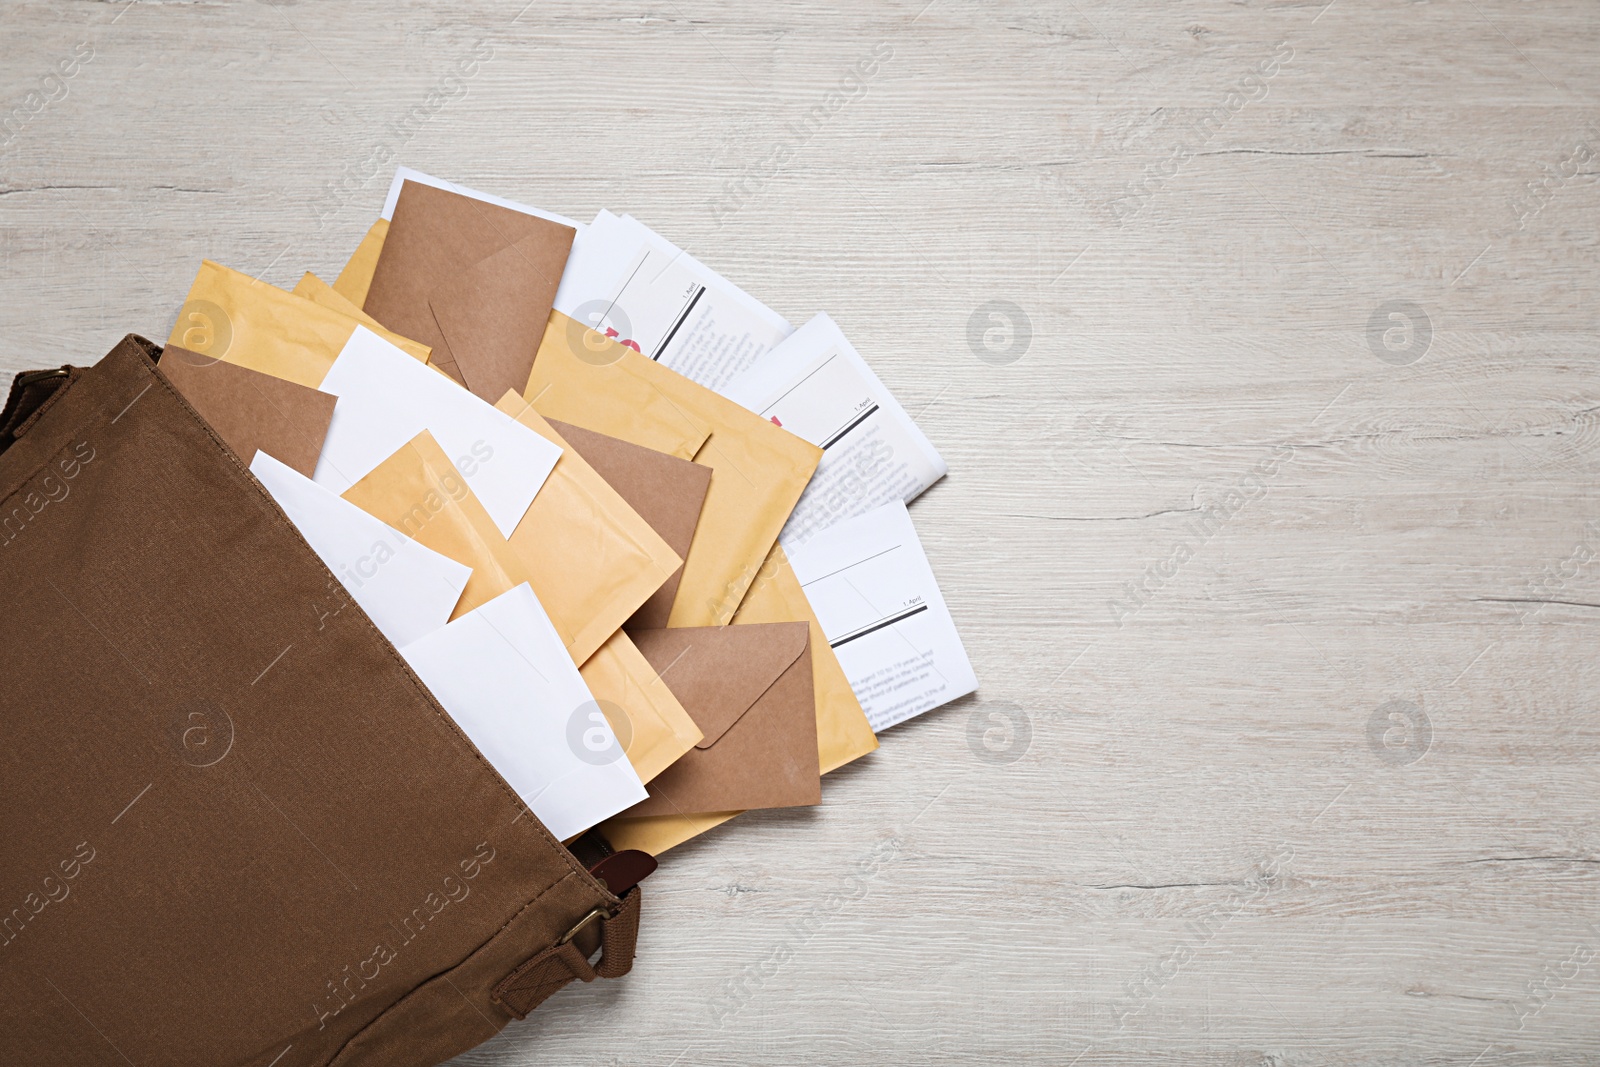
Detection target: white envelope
<box><xmin>722</xmin><ymin>312</ymin><xmax>948</xmax><ymax>550</ymax></box>
<box><xmin>398</xmin><ymin>584</ymin><xmax>648</xmax><ymax>840</ymax></box>
<box><xmin>785</xmin><ymin>501</ymin><xmax>977</xmax><ymax>733</ymax></box>
<box><xmin>553</xmin><ymin>210</ymin><xmax>792</xmax><ymax>391</ymax></box>
<box><xmin>379</xmin><ymin>165</ymin><xmax>580</xmax><ymax>229</ymax></box>
<box><xmin>249</xmin><ymin>451</ymin><xmax>470</xmax><ymax>647</ymax></box>
<box><xmin>313</xmin><ymin>326</ymin><xmax>562</xmax><ymax>537</ymax></box>
<box><xmin>551</xmin><ymin>209</ymin><xmax>641</xmax><ymax>321</ymax></box>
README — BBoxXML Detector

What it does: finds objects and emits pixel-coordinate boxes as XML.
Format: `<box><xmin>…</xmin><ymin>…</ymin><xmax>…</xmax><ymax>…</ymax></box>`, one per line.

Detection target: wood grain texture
<box><xmin>3</xmin><ymin>1</ymin><xmax>1598</xmax><ymax>1063</ymax></box>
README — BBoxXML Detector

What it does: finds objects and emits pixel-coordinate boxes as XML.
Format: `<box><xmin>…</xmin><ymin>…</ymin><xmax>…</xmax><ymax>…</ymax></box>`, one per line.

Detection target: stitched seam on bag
<box><xmin>0</xmin><ymin>379</ymin><xmax>93</xmax><ymax>508</ymax></box>
<box><xmin>321</xmin><ymin>869</ymin><xmax>584</xmax><ymax>1067</ymax></box>
<box><xmin>7</xmin><ymin>370</ymin><xmax>78</xmax><ymax>441</ymax></box>
<box><xmin>1</xmin><ymin>340</ymin><xmax>177</xmax><ymax>505</ymax></box>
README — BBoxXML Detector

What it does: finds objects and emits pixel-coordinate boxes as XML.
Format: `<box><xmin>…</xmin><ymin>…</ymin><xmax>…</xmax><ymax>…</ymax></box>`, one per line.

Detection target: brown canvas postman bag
<box><xmin>0</xmin><ymin>336</ymin><xmax>641</xmax><ymax>1067</ymax></box>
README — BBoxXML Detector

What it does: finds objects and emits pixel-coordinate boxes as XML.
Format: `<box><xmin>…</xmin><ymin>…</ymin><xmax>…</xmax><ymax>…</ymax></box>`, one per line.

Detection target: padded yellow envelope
<box><xmin>340</xmin><ymin>433</ymin><xmax>698</xmax><ymax>785</ymax></box>
<box><xmin>601</xmin><ymin>543</ymin><xmax>878</xmax><ymax>854</ymax></box>
<box><xmin>526</xmin><ymin>312</ymin><xmax>822</xmax><ymax>627</ymax></box>
<box><xmin>578</xmin><ymin>630</ymin><xmax>703</xmax><ymax>786</ymax></box>
<box><xmin>168</xmin><ymin>260</ymin><xmax>426</xmax><ymax>389</ymax></box>
<box><xmin>333</xmin><ymin>218</ymin><xmax>389</xmax><ymax>309</ymax></box>
<box><xmin>291</xmin><ymin>272</ymin><xmax>431</xmax><ymax>366</ymax></box>
<box><xmin>493</xmin><ymin>392</ymin><xmax>684</xmax><ymax>666</ymax></box>
<box><xmin>340</xmin><ymin>431</ymin><xmax>529</xmax><ymax>620</ymax></box>
<box><xmin>524</xmin><ymin>314</ymin><xmax>713</xmax><ymax>461</ymax></box>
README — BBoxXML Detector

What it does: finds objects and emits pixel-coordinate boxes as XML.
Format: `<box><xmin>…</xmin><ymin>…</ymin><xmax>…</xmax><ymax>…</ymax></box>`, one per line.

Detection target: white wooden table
<box><xmin>4</xmin><ymin>1</ymin><xmax>1598</xmax><ymax>1063</ymax></box>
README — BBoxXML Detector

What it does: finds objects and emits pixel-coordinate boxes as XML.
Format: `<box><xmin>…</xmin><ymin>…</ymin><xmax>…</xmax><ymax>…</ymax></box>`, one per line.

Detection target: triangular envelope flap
<box><xmin>394</xmin><ymin>179</ymin><xmax>574</xmax><ymax>271</ymax></box>
<box><xmin>547</xmin><ymin>417</ymin><xmax>712</xmax><ymax>556</ymax></box>
<box><xmin>630</xmin><ymin>623</ymin><xmax>809</xmax><ymax>749</ymax></box>
<box><xmin>429</xmin><ymin>229</ymin><xmax>574</xmax><ymax>401</ymax></box>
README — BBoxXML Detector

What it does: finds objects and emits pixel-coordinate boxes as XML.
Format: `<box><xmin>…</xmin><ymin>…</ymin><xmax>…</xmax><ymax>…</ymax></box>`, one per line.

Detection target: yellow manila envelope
<box><xmin>578</xmin><ymin>630</ymin><xmax>703</xmax><ymax>786</ymax></box>
<box><xmin>168</xmin><ymin>260</ymin><xmax>426</xmax><ymax>389</ymax></box>
<box><xmin>601</xmin><ymin>543</ymin><xmax>879</xmax><ymax>854</ymax></box>
<box><xmin>493</xmin><ymin>392</ymin><xmax>683</xmax><ymax>666</ymax></box>
<box><xmin>526</xmin><ymin>312</ymin><xmax>823</xmax><ymax>627</ymax></box>
<box><xmin>291</xmin><ymin>272</ymin><xmax>429</xmax><ymax>364</ymax></box>
<box><xmin>340</xmin><ymin>431</ymin><xmax>529</xmax><ymax>620</ymax></box>
<box><xmin>333</xmin><ymin>218</ymin><xmax>389</xmax><ymax>308</ymax></box>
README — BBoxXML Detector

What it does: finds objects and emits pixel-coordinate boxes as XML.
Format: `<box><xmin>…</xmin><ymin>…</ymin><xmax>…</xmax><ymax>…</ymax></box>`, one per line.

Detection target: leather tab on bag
<box><xmin>596</xmin><ymin>884</ymin><xmax>642</xmax><ymax>980</ymax></box>
<box><xmin>491</xmin><ymin>887</ymin><xmax>642</xmax><ymax>1020</ymax></box>
<box><xmin>0</xmin><ymin>366</ymin><xmax>76</xmax><ymax>454</ymax></box>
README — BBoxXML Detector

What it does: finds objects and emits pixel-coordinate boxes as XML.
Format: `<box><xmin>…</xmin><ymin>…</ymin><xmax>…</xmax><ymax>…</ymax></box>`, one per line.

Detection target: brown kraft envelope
<box><xmin>332</xmin><ymin>219</ymin><xmax>714</xmax><ymax>462</ymax></box>
<box><xmin>546</xmin><ymin>418</ymin><xmax>712</xmax><ymax>631</ymax></box>
<box><xmin>618</xmin><ymin>623</ymin><xmax>820</xmax><ymax>818</ymax></box>
<box><xmin>579</xmin><ymin>630</ymin><xmax>703</xmax><ymax>786</ymax></box>
<box><xmin>601</xmin><ymin>544</ymin><xmax>879</xmax><ymax>855</ymax></box>
<box><xmin>365</xmin><ymin>180</ymin><xmax>575</xmax><ymax>400</ymax></box>
<box><xmin>157</xmin><ymin>344</ymin><xmax>336</xmax><ymax>477</ymax></box>
<box><xmin>735</xmin><ymin>543</ymin><xmax>878</xmax><ymax>775</ymax></box>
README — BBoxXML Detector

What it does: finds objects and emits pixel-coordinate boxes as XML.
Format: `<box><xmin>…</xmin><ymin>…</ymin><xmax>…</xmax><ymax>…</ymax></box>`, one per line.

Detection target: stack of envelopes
<box><xmin>163</xmin><ymin>167</ymin><xmax>978</xmax><ymax>856</ymax></box>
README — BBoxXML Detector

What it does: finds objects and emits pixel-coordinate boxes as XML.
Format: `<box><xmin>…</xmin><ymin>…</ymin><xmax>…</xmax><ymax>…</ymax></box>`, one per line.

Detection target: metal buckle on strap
<box><xmin>15</xmin><ymin>368</ymin><xmax>71</xmax><ymax>388</ymax></box>
<box><xmin>557</xmin><ymin>907</ymin><xmax>608</xmax><ymax>946</ymax></box>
